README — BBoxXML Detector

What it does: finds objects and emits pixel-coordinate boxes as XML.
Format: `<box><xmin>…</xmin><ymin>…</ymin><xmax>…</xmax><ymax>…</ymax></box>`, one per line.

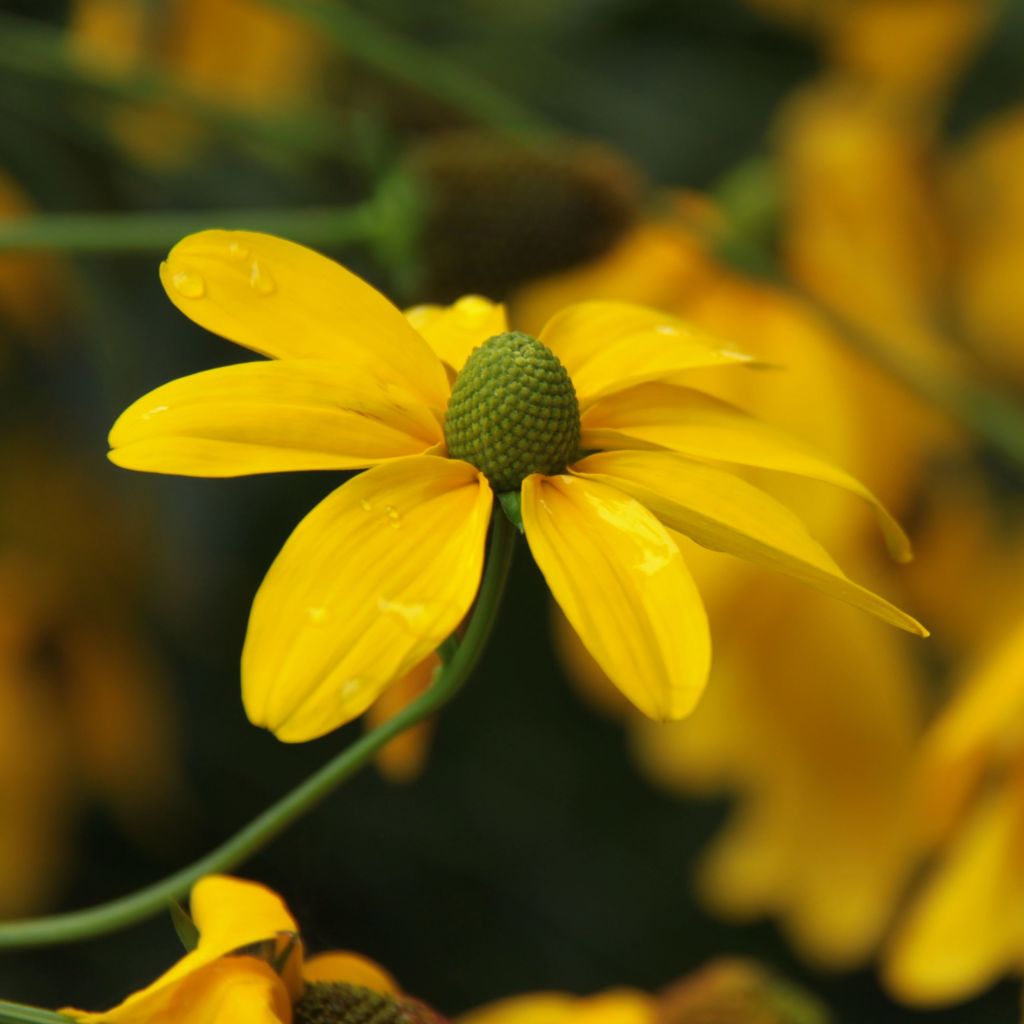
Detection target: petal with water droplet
<box><xmin>522</xmin><ymin>473</ymin><xmax>710</xmax><ymax>721</ymax></box>
<box><xmin>159</xmin><ymin>230</ymin><xmax>450</xmax><ymax>413</ymax></box>
<box><xmin>243</xmin><ymin>456</ymin><xmax>492</xmax><ymax>742</ymax></box>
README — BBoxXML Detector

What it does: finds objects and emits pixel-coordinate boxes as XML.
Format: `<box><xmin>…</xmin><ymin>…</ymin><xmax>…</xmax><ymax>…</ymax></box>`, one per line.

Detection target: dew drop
<box><xmin>249</xmin><ymin>259</ymin><xmax>277</xmax><ymax>295</ymax></box>
<box><xmin>655</xmin><ymin>324</ymin><xmax>678</xmax><ymax>336</ymax></box>
<box><xmin>359</xmin><ymin>499</ymin><xmax>373</xmax><ymax>512</ymax></box>
<box><xmin>385</xmin><ymin>505</ymin><xmax>402</xmax><ymax>527</ymax></box>
<box><xmin>305</xmin><ymin>606</ymin><xmax>330</xmax><ymax>626</ymax></box>
<box><xmin>171</xmin><ymin>269</ymin><xmax>205</xmax><ymax>299</ymax></box>
<box><xmin>227</xmin><ymin>241</ymin><xmax>250</xmax><ymax>261</ymax></box>
<box><xmin>141</xmin><ymin>403</ymin><xmax>169</xmax><ymax>421</ymax></box>
<box><xmin>338</xmin><ymin>677</ymin><xmax>365</xmax><ymax>700</ymax></box>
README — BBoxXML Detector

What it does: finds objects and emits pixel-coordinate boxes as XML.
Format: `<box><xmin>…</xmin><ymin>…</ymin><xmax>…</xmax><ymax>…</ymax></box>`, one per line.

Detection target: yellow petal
<box><xmin>572</xmin><ymin>451</ymin><xmax>925</xmax><ymax>636</ymax></box>
<box><xmin>67</xmin><ymin>958</ymin><xmax>291</xmax><ymax>1024</ymax></box>
<box><xmin>459</xmin><ymin>990</ymin><xmax>653</xmax><ymax>1024</ymax></box>
<box><xmin>459</xmin><ymin>994</ymin><xmax>577</xmax><ymax>1024</ymax></box>
<box><xmin>159</xmin><ymin>230</ymin><xmax>450</xmax><ymax>412</ymax></box>
<box><xmin>916</xmin><ymin>616</ymin><xmax>1024</xmax><ymax>839</ymax></box>
<box><xmin>109</xmin><ymin>359</ymin><xmax>442</xmax><ymax>477</ymax></box>
<box><xmin>883</xmin><ymin>782</ymin><xmax>1024</xmax><ymax>1006</ymax></box>
<box><xmin>303</xmin><ymin>951</ymin><xmax>400</xmax><ymax>994</ymax></box>
<box><xmin>405</xmin><ymin>296</ymin><xmax>508</xmax><ymax>372</ymax></box>
<box><xmin>243</xmin><ymin>456</ymin><xmax>492</xmax><ymax>742</ymax></box>
<box><xmin>521</xmin><ymin>474</ymin><xmax>710</xmax><ymax>720</ymax></box>
<box><xmin>68</xmin><ymin>876</ymin><xmax>296</xmax><ymax>1022</ymax></box>
<box><xmin>367</xmin><ymin>655</ymin><xmax>438</xmax><ymax>783</ymax></box>
<box><xmin>581</xmin><ymin>383</ymin><xmax>912</xmax><ymax>562</ymax></box>
<box><xmin>538</xmin><ymin>301</ymin><xmax>752</xmax><ymax>407</ymax></box>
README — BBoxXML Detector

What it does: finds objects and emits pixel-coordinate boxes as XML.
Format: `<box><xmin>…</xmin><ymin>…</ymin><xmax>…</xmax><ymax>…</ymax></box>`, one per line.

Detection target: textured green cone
<box><xmin>444</xmin><ymin>331</ymin><xmax>580</xmax><ymax>492</ymax></box>
<box><xmin>294</xmin><ymin>982</ymin><xmax>446</xmax><ymax>1024</ymax></box>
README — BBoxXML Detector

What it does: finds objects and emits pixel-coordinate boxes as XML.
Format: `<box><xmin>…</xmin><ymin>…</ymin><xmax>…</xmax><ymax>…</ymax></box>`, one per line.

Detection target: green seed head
<box><xmin>294</xmin><ymin>982</ymin><xmax>445</xmax><ymax>1024</ymax></box>
<box><xmin>444</xmin><ymin>331</ymin><xmax>580</xmax><ymax>491</ymax></box>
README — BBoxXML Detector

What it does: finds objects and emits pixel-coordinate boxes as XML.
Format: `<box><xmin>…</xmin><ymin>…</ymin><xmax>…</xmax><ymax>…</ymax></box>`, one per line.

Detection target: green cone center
<box><xmin>444</xmin><ymin>331</ymin><xmax>580</xmax><ymax>491</ymax></box>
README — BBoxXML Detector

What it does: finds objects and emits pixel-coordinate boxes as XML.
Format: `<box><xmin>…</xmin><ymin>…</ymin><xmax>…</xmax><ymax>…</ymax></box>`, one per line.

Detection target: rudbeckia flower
<box><xmin>110</xmin><ymin>230</ymin><xmax>925</xmax><ymax>743</ymax></box>
<box><xmin>65</xmin><ymin>874</ymin><xmax>438</xmax><ymax>1024</ymax></box>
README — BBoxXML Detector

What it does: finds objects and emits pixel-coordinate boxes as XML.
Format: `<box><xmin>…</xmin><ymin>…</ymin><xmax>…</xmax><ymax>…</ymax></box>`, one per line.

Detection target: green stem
<box><xmin>261</xmin><ymin>0</ymin><xmax>554</xmax><ymax>138</ymax></box>
<box><xmin>0</xmin><ymin>203</ymin><xmax>377</xmax><ymax>253</ymax></box>
<box><xmin>0</xmin><ymin>1003</ymin><xmax>73</xmax><ymax>1024</ymax></box>
<box><xmin>0</xmin><ymin>513</ymin><xmax>515</xmax><ymax>950</ymax></box>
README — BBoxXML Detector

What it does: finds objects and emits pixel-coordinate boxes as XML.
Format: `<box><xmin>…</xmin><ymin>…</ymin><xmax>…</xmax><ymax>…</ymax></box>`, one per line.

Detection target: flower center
<box><xmin>293</xmin><ymin>982</ymin><xmax>444</xmax><ymax>1024</ymax></box>
<box><xmin>443</xmin><ymin>331</ymin><xmax>580</xmax><ymax>492</ymax></box>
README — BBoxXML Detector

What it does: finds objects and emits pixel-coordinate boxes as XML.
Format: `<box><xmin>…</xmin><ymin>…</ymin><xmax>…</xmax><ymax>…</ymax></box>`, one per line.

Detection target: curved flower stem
<box><xmin>0</xmin><ymin>512</ymin><xmax>516</xmax><ymax>950</ymax></box>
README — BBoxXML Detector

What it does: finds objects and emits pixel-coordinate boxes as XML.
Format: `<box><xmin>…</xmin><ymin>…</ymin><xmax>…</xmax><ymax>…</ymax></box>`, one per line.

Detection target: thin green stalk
<box><xmin>0</xmin><ymin>1004</ymin><xmax>73</xmax><ymax>1024</ymax></box>
<box><xmin>0</xmin><ymin>203</ymin><xmax>376</xmax><ymax>253</ymax></box>
<box><xmin>0</xmin><ymin>513</ymin><xmax>515</xmax><ymax>950</ymax></box>
<box><xmin>261</xmin><ymin>0</ymin><xmax>554</xmax><ymax>138</ymax></box>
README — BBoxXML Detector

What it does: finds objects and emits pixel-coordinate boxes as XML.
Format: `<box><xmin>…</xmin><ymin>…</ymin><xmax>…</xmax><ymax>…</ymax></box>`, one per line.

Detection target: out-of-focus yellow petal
<box><xmin>572</xmin><ymin>451</ymin><xmax>925</xmax><ymax>635</ymax></box>
<box><xmin>581</xmin><ymin>383</ymin><xmax>912</xmax><ymax>562</ymax></box>
<box><xmin>108</xmin><ymin>360</ymin><xmax>441</xmax><ymax>477</ymax></box>
<box><xmin>405</xmin><ymin>296</ymin><xmax>508</xmax><ymax>372</ymax></box>
<box><xmin>522</xmin><ymin>474</ymin><xmax>710</xmax><ymax>721</ymax></box>
<box><xmin>883</xmin><ymin>782</ymin><xmax>1024</xmax><ymax>1006</ymax></box>
<box><xmin>459</xmin><ymin>990</ymin><xmax>653</xmax><ymax>1024</ymax></box>
<box><xmin>67</xmin><ymin>957</ymin><xmax>290</xmax><ymax>1024</ymax></box>
<box><xmin>538</xmin><ymin>301</ymin><xmax>752</xmax><ymax>407</ymax></box>
<box><xmin>367</xmin><ymin>655</ymin><xmax>438</xmax><ymax>783</ymax></box>
<box><xmin>915</xmin><ymin>616</ymin><xmax>1024</xmax><ymax>840</ymax></box>
<box><xmin>243</xmin><ymin>456</ymin><xmax>492</xmax><ymax>742</ymax></box>
<box><xmin>159</xmin><ymin>231</ymin><xmax>450</xmax><ymax>412</ymax></box>
<box><xmin>303</xmin><ymin>951</ymin><xmax>399</xmax><ymax>994</ymax></box>
<box><xmin>459</xmin><ymin>993</ymin><xmax>577</xmax><ymax>1024</ymax></box>
<box><xmin>68</xmin><ymin>876</ymin><xmax>296</xmax><ymax>1022</ymax></box>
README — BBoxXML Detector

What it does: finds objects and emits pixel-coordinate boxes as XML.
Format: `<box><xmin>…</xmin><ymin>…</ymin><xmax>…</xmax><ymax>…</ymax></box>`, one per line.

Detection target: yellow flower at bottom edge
<box><xmin>64</xmin><ymin>874</ymin><xmax>435</xmax><ymax>1024</ymax></box>
<box><xmin>109</xmin><ymin>230</ymin><xmax>925</xmax><ymax>743</ymax></box>
<box><xmin>882</xmin><ymin>614</ymin><xmax>1024</xmax><ymax>1006</ymax></box>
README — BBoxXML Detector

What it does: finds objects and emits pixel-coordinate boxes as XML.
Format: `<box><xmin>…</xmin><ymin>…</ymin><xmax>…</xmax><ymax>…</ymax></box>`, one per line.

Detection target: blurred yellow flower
<box><xmin>883</xmin><ymin>613</ymin><xmax>1024</xmax><ymax>1005</ymax></box>
<box><xmin>745</xmin><ymin>0</ymin><xmax>994</xmax><ymax>102</ymax></box>
<box><xmin>945</xmin><ymin>105</ymin><xmax>1024</xmax><ymax>390</ymax></box>
<box><xmin>459</xmin><ymin>959</ymin><xmax>828</xmax><ymax>1024</ymax></box>
<box><xmin>0</xmin><ymin>439</ymin><xmax>181</xmax><ymax>919</ymax></box>
<box><xmin>517</xmin><ymin>190</ymin><xmax>930</xmax><ymax>969</ymax></box>
<box><xmin>70</xmin><ymin>0</ymin><xmax>327</xmax><ymax>165</ymax></box>
<box><xmin>64</xmin><ymin>874</ymin><xmax>432</xmax><ymax>1024</ymax></box>
<box><xmin>110</xmin><ymin>230</ymin><xmax>922</xmax><ymax>743</ymax></box>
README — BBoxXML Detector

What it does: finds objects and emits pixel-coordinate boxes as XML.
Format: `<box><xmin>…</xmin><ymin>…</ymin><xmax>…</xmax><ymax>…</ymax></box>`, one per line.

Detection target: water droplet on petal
<box><xmin>141</xmin><ymin>403</ymin><xmax>169</xmax><ymax>421</ymax></box>
<box><xmin>249</xmin><ymin>259</ymin><xmax>276</xmax><ymax>295</ymax></box>
<box><xmin>385</xmin><ymin>505</ymin><xmax>402</xmax><ymax>527</ymax></box>
<box><xmin>655</xmin><ymin>324</ymin><xmax>678</xmax><ymax>336</ymax></box>
<box><xmin>359</xmin><ymin>499</ymin><xmax>373</xmax><ymax>512</ymax></box>
<box><xmin>338</xmin><ymin>678</ymin><xmax>365</xmax><ymax>700</ymax></box>
<box><xmin>171</xmin><ymin>269</ymin><xmax>205</xmax><ymax>299</ymax></box>
<box><xmin>227</xmin><ymin>241</ymin><xmax>250</xmax><ymax>261</ymax></box>
<box><xmin>305</xmin><ymin>606</ymin><xmax>330</xmax><ymax>626</ymax></box>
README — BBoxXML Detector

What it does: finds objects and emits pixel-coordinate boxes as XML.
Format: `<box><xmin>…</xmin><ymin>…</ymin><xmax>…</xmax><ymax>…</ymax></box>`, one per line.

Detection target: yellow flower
<box><xmin>70</xmin><ymin>0</ymin><xmax>327</xmax><ymax>167</ymax></box>
<box><xmin>458</xmin><ymin>959</ymin><xmax>828</xmax><ymax>1024</ymax></box>
<box><xmin>64</xmin><ymin>874</ymin><xmax>425</xmax><ymax>1023</ymax></box>
<box><xmin>516</xmin><ymin>196</ymin><xmax>930</xmax><ymax>970</ymax></box>
<box><xmin>0</xmin><ymin>438</ymin><xmax>182</xmax><ymax>918</ymax></box>
<box><xmin>882</xmin><ymin>614</ymin><xmax>1024</xmax><ymax>1006</ymax></box>
<box><xmin>109</xmin><ymin>230</ymin><xmax>924</xmax><ymax>743</ymax></box>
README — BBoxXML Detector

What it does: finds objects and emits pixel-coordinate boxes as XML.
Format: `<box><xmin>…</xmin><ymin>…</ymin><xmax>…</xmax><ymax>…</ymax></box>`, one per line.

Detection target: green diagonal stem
<box><xmin>260</xmin><ymin>0</ymin><xmax>554</xmax><ymax>137</ymax></box>
<box><xmin>0</xmin><ymin>511</ymin><xmax>515</xmax><ymax>951</ymax></box>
